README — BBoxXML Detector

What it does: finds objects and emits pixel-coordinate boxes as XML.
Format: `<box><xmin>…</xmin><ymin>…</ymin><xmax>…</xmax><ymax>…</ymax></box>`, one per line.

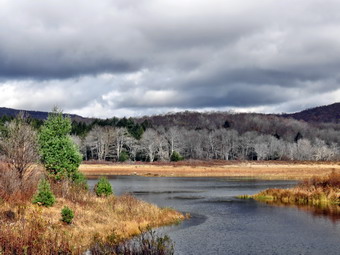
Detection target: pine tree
<box><xmin>32</xmin><ymin>179</ymin><xmax>55</xmax><ymax>207</ymax></box>
<box><xmin>38</xmin><ymin>108</ymin><xmax>83</xmax><ymax>181</ymax></box>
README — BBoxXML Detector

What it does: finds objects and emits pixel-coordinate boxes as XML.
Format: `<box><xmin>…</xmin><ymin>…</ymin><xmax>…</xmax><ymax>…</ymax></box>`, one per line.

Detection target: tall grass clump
<box><xmin>0</xmin><ymin>212</ymin><xmax>76</xmax><ymax>255</ymax></box>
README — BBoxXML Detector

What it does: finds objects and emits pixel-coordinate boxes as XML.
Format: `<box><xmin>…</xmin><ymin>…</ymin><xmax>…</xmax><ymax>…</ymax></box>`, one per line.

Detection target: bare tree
<box><xmin>164</xmin><ymin>126</ymin><xmax>182</xmax><ymax>156</ymax></box>
<box><xmin>140</xmin><ymin>129</ymin><xmax>161</xmax><ymax>162</ymax></box>
<box><xmin>125</xmin><ymin>135</ymin><xmax>139</xmax><ymax>161</ymax></box>
<box><xmin>0</xmin><ymin>114</ymin><xmax>39</xmax><ymax>179</ymax></box>
<box><xmin>112</xmin><ymin>128</ymin><xmax>128</xmax><ymax>161</ymax></box>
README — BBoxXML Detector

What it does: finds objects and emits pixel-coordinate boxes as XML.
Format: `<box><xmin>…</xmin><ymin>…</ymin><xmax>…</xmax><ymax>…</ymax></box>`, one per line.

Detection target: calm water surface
<box><xmin>88</xmin><ymin>176</ymin><xmax>340</xmax><ymax>255</ymax></box>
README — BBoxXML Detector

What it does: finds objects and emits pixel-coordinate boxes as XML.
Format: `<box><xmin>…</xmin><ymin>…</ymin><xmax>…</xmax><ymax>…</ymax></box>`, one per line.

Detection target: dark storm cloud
<box><xmin>0</xmin><ymin>0</ymin><xmax>340</xmax><ymax>116</ymax></box>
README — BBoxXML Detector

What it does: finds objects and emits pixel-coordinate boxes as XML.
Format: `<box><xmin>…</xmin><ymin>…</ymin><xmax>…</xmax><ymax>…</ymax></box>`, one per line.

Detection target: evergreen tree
<box><xmin>94</xmin><ymin>177</ymin><xmax>113</xmax><ymax>197</ymax></box>
<box><xmin>170</xmin><ymin>151</ymin><xmax>184</xmax><ymax>162</ymax></box>
<box><xmin>38</xmin><ymin>108</ymin><xmax>83</xmax><ymax>181</ymax></box>
<box><xmin>32</xmin><ymin>179</ymin><xmax>56</xmax><ymax>207</ymax></box>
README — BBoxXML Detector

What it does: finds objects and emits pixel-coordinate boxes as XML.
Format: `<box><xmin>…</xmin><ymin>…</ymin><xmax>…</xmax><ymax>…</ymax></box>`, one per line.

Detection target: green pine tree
<box><xmin>38</xmin><ymin>108</ymin><xmax>83</xmax><ymax>181</ymax></box>
<box><xmin>32</xmin><ymin>179</ymin><xmax>56</xmax><ymax>207</ymax></box>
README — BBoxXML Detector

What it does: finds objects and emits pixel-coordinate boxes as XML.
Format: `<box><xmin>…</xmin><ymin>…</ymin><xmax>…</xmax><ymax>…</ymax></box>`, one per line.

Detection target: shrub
<box><xmin>32</xmin><ymin>179</ymin><xmax>56</xmax><ymax>207</ymax></box>
<box><xmin>170</xmin><ymin>151</ymin><xmax>184</xmax><ymax>162</ymax></box>
<box><xmin>89</xmin><ymin>228</ymin><xmax>174</xmax><ymax>255</ymax></box>
<box><xmin>118</xmin><ymin>151</ymin><xmax>129</xmax><ymax>162</ymax></box>
<box><xmin>61</xmin><ymin>206</ymin><xmax>74</xmax><ymax>224</ymax></box>
<box><xmin>94</xmin><ymin>177</ymin><xmax>113</xmax><ymax>197</ymax></box>
<box><xmin>0</xmin><ymin>162</ymin><xmax>41</xmax><ymax>202</ymax></box>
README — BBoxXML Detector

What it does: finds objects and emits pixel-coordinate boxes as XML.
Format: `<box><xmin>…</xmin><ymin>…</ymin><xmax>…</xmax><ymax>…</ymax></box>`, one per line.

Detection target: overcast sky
<box><xmin>0</xmin><ymin>0</ymin><xmax>339</xmax><ymax>118</ymax></box>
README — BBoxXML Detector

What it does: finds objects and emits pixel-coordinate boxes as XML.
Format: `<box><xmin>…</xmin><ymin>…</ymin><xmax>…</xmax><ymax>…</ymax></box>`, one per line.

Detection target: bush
<box><xmin>170</xmin><ymin>151</ymin><xmax>184</xmax><ymax>162</ymax></box>
<box><xmin>0</xmin><ymin>162</ymin><xmax>41</xmax><ymax>202</ymax></box>
<box><xmin>32</xmin><ymin>179</ymin><xmax>56</xmax><ymax>207</ymax></box>
<box><xmin>61</xmin><ymin>206</ymin><xmax>74</xmax><ymax>224</ymax></box>
<box><xmin>118</xmin><ymin>151</ymin><xmax>129</xmax><ymax>162</ymax></box>
<box><xmin>94</xmin><ymin>177</ymin><xmax>113</xmax><ymax>197</ymax></box>
<box><xmin>89</xmin><ymin>228</ymin><xmax>174</xmax><ymax>255</ymax></box>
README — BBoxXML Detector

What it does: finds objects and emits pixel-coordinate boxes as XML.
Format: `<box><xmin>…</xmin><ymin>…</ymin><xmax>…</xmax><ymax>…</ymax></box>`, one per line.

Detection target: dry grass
<box><xmin>80</xmin><ymin>161</ymin><xmax>340</xmax><ymax>180</ymax></box>
<box><xmin>253</xmin><ymin>171</ymin><xmax>340</xmax><ymax>205</ymax></box>
<box><xmin>242</xmin><ymin>171</ymin><xmax>340</xmax><ymax>220</ymax></box>
<box><xmin>0</xmin><ymin>182</ymin><xmax>184</xmax><ymax>254</ymax></box>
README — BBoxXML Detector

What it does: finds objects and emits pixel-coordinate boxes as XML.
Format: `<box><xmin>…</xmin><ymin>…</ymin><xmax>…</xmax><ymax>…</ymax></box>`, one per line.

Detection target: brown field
<box><xmin>80</xmin><ymin>160</ymin><xmax>340</xmax><ymax>180</ymax></box>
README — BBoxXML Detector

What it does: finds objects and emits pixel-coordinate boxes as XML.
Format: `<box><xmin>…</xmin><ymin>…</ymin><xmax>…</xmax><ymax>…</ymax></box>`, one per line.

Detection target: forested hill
<box><xmin>281</xmin><ymin>103</ymin><xmax>340</xmax><ymax>123</ymax></box>
<box><xmin>0</xmin><ymin>107</ymin><xmax>90</xmax><ymax>123</ymax></box>
<box><xmin>134</xmin><ymin>102</ymin><xmax>340</xmax><ymax>128</ymax></box>
<box><xmin>1</xmin><ymin>102</ymin><xmax>339</xmax><ymax>126</ymax></box>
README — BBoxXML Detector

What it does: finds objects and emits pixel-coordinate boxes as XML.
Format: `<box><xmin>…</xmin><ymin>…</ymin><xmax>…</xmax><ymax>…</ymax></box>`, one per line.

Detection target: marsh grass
<box><xmin>80</xmin><ymin>161</ymin><xmax>340</xmax><ymax>179</ymax></box>
<box><xmin>253</xmin><ymin>171</ymin><xmax>340</xmax><ymax>205</ymax></box>
<box><xmin>240</xmin><ymin>171</ymin><xmax>340</xmax><ymax>220</ymax></box>
<box><xmin>0</xmin><ymin>178</ymin><xmax>184</xmax><ymax>254</ymax></box>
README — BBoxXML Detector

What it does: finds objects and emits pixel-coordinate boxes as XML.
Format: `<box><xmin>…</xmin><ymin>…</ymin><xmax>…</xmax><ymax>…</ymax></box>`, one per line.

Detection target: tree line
<box><xmin>1</xmin><ymin>111</ymin><xmax>339</xmax><ymax>162</ymax></box>
<box><xmin>73</xmin><ymin>125</ymin><xmax>339</xmax><ymax>162</ymax></box>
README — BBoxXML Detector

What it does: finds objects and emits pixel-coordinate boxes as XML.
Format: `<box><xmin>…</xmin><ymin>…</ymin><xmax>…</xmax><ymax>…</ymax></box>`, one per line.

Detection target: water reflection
<box><xmin>258</xmin><ymin>200</ymin><xmax>340</xmax><ymax>222</ymax></box>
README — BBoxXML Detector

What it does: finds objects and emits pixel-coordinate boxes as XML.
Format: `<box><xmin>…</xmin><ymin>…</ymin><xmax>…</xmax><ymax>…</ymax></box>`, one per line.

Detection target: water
<box><xmin>88</xmin><ymin>176</ymin><xmax>340</xmax><ymax>255</ymax></box>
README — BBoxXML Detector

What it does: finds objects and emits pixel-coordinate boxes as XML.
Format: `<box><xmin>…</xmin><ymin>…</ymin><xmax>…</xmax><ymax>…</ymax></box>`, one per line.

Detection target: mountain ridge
<box><xmin>0</xmin><ymin>102</ymin><xmax>339</xmax><ymax>124</ymax></box>
<box><xmin>0</xmin><ymin>107</ymin><xmax>90</xmax><ymax>123</ymax></box>
<box><xmin>281</xmin><ymin>102</ymin><xmax>340</xmax><ymax>123</ymax></box>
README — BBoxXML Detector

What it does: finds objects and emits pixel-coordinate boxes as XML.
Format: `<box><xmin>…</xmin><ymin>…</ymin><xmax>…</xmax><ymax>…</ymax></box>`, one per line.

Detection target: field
<box><xmin>80</xmin><ymin>161</ymin><xmax>340</xmax><ymax>180</ymax></box>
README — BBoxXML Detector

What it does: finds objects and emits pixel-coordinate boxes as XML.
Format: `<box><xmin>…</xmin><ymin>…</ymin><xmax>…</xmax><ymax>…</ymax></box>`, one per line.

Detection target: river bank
<box><xmin>0</xmin><ymin>181</ymin><xmax>184</xmax><ymax>254</ymax></box>
<box><xmin>80</xmin><ymin>160</ymin><xmax>340</xmax><ymax>180</ymax></box>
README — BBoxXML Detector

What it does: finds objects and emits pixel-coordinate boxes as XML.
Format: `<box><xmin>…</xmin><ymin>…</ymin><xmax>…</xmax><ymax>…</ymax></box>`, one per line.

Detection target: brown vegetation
<box><xmin>80</xmin><ymin>161</ymin><xmax>340</xmax><ymax>180</ymax></box>
<box><xmin>253</xmin><ymin>171</ymin><xmax>340</xmax><ymax>204</ymax></box>
<box><xmin>0</xmin><ymin>190</ymin><xmax>183</xmax><ymax>254</ymax></box>
<box><xmin>0</xmin><ymin>115</ymin><xmax>39</xmax><ymax>179</ymax></box>
<box><xmin>0</xmin><ymin>162</ymin><xmax>42</xmax><ymax>202</ymax></box>
<box><xmin>0</xmin><ymin>166</ymin><xmax>184</xmax><ymax>254</ymax></box>
<box><xmin>245</xmin><ymin>171</ymin><xmax>340</xmax><ymax>220</ymax></box>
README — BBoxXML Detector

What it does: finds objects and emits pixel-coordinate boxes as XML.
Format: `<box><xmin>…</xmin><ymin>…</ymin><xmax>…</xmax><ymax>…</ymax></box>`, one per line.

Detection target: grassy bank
<box><xmin>240</xmin><ymin>171</ymin><xmax>340</xmax><ymax>219</ymax></box>
<box><xmin>252</xmin><ymin>171</ymin><xmax>340</xmax><ymax>205</ymax></box>
<box><xmin>80</xmin><ymin>160</ymin><xmax>340</xmax><ymax>180</ymax></box>
<box><xmin>0</xmin><ymin>176</ymin><xmax>184</xmax><ymax>254</ymax></box>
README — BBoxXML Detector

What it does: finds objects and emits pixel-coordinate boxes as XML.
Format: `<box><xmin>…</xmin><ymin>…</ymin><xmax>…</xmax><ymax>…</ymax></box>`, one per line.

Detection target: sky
<box><xmin>0</xmin><ymin>0</ymin><xmax>340</xmax><ymax>118</ymax></box>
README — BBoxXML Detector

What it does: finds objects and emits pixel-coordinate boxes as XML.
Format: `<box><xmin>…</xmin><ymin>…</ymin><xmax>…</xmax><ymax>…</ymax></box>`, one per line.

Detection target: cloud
<box><xmin>0</xmin><ymin>0</ymin><xmax>339</xmax><ymax>117</ymax></box>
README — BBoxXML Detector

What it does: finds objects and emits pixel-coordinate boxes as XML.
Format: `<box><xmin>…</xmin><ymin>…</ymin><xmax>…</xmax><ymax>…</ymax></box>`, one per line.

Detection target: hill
<box><xmin>281</xmin><ymin>103</ymin><xmax>340</xmax><ymax>123</ymax></box>
<box><xmin>0</xmin><ymin>107</ymin><xmax>90</xmax><ymax>123</ymax></box>
<box><xmin>1</xmin><ymin>102</ymin><xmax>339</xmax><ymax>126</ymax></box>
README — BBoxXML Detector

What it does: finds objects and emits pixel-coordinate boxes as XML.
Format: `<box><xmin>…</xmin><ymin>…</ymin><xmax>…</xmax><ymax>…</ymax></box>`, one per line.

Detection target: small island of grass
<box><xmin>240</xmin><ymin>171</ymin><xmax>340</xmax><ymax>218</ymax></box>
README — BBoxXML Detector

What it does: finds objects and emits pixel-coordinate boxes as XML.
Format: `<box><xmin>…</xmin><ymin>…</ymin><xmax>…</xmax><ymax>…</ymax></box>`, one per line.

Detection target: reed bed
<box><xmin>253</xmin><ymin>171</ymin><xmax>340</xmax><ymax>205</ymax></box>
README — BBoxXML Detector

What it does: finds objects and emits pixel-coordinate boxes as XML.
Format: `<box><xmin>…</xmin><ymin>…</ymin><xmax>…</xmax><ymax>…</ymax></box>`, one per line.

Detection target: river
<box><xmin>88</xmin><ymin>176</ymin><xmax>340</xmax><ymax>255</ymax></box>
